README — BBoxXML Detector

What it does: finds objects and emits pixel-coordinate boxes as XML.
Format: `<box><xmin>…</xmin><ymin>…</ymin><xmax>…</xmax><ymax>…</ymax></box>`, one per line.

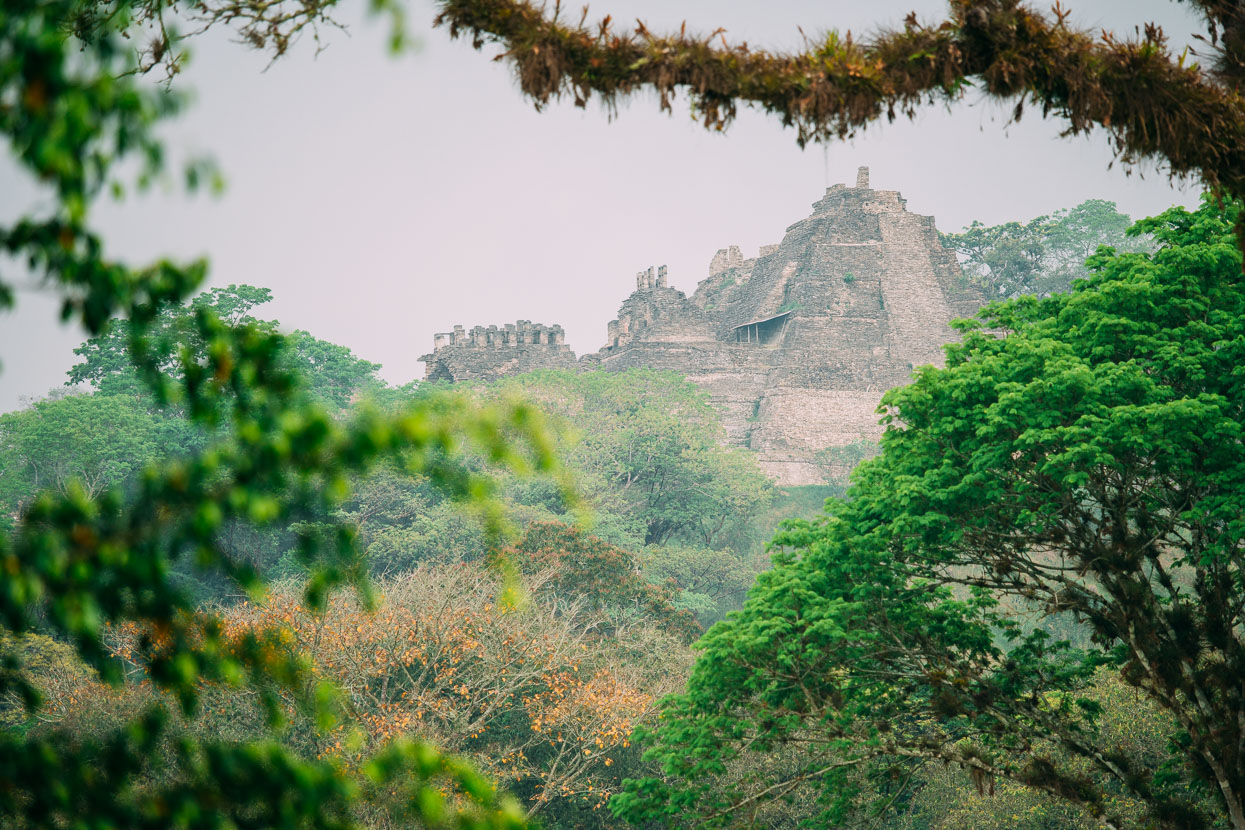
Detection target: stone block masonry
<box><xmin>421</xmin><ymin>168</ymin><xmax>987</xmax><ymax>484</ymax></box>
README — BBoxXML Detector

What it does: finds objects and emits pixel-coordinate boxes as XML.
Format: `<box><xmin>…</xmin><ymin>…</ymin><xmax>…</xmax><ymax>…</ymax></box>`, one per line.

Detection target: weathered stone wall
<box><xmin>877</xmin><ymin>211</ymin><xmax>956</xmax><ymax>368</ymax></box>
<box><xmin>749</xmin><ymin>389</ymin><xmax>885</xmax><ymax>484</ymax></box>
<box><xmin>419</xmin><ymin>320</ymin><xmax>577</xmax><ymax>382</ymax></box>
<box><xmin>604</xmin><ymin>265</ymin><xmax>718</xmax><ymax>351</ymax></box>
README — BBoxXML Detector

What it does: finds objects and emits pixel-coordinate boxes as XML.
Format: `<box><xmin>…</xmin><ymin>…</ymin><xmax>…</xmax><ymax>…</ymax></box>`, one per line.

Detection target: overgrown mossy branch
<box><xmin>434</xmin><ymin>0</ymin><xmax>1245</xmax><ymax>197</ymax></box>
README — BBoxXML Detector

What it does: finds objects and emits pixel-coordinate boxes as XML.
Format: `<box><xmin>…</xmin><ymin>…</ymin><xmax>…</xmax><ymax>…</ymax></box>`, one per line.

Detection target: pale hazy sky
<box><xmin>0</xmin><ymin>0</ymin><xmax>1204</xmax><ymax>411</ymax></box>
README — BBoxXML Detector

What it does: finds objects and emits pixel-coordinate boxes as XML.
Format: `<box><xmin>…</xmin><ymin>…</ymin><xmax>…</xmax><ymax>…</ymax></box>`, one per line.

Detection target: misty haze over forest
<box><xmin>4</xmin><ymin>2</ymin><xmax>1245</xmax><ymax>829</ymax></box>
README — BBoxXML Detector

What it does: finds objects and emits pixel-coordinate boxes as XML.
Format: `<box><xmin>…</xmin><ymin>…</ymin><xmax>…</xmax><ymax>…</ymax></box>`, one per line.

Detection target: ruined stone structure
<box><xmin>419</xmin><ymin>321</ymin><xmax>576</xmax><ymax>382</ymax></box>
<box><xmin>423</xmin><ymin>169</ymin><xmax>985</xmax><ymax>484</ymax></box>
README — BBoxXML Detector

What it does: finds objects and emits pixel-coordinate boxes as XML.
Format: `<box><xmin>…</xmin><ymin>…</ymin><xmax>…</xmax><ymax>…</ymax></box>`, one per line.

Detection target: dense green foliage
<box><xmin>941</xmin><ymin>199</ymin><xmax>1153</xmax><ymax>298</ymax></box>
<box><xmin>495</xmin><ymin>370</ymin><xmax>774</xmax><ymax>550</ymax></box>
<box><xmin>613</xmin><ymin>198</ymin><xmax>1245</xmax><ymax>830</ymax></box>
<box><xmin>67</xmin><ymin>284</ymin><xmax>383</xmax><ymax>408</ymax></box>
<box><xmin>284</xmin><ymin>370</ymin><xmax>775</xmax><ymax>615</ymax></box>
<box><xmin>508</xmin><ymin>520</ymin><xmax>701</xmax><ymax>641</ymax></box>
<box><xmin>2</xmin><ymin>294</ymin><xmax>775</xmax><ymax>826</ymax></box>
<box><xmin>638</xmin><ymin>545</ymin><xmax>759</xmax><ymax>630</ymax></box>
<box><xmin>0</xmin><ymin>2</ymin><xmax>549</xmax><ymax>826</ymax></box>
<box><xmin>0</xmin><ymin>392</ymin><xmax>190</xmax><ymax>513</ymax></box>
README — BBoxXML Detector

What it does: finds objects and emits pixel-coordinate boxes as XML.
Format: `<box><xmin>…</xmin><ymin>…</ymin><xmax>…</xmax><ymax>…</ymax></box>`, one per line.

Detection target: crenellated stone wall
<box><xmin>419</xmin><ymin>320</ymin><xmax>577</xmax><ymax>382</ymax></box>
<box><xmin>421</xmin><ymin>169</ymin><xmax>987</xmax><ymax>484</ymax></box>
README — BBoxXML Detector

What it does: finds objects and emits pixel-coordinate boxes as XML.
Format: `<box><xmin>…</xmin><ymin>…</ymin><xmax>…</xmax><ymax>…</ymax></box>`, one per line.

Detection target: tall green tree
<box><xmin>67</xmin><ymin>285</ymin><xmax>275</xmax><ymax>398</ymax></box>
<box><xmin>499</xmin><ymin>370</ymin><xmax>773</xmax><ymax>549</ymax></box>
<box><xmin>69</xmin><ymin>284</ymin><xmax>382</xmax><ymax>409</ymax></box>
<box><xmin>612</xmin><ymin>199</ymin><xmax>1245</xmax><ymax>830</ymax></box>
<box><xmin>0</xmin><ymin>392</ymin><xmax>187</xmax><ymax>512</ymax></box>
<box><xmin>942</xmin><ymin>199</ymin><xmax>1151</xmax><ymax>298</ymax></box>
<box><xmin>284</xmin><ymin>329</ymin><xmax>383</xmax><ymax>408</ymax></box>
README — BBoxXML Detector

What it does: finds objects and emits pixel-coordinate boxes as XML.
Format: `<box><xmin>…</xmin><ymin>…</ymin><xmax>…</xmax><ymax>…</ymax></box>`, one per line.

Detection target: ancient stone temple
<box><xmin>423</xmin><ymin>168</ymin><xmax>985</xmax><ymax>484</ymax></box>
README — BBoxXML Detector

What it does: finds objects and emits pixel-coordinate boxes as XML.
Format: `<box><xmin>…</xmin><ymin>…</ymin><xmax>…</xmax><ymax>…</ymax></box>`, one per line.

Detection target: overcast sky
<box><xmin>0</xmin><ymin>0</ymin><xmax>1205</xmax><ymax>411</ymax></box>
